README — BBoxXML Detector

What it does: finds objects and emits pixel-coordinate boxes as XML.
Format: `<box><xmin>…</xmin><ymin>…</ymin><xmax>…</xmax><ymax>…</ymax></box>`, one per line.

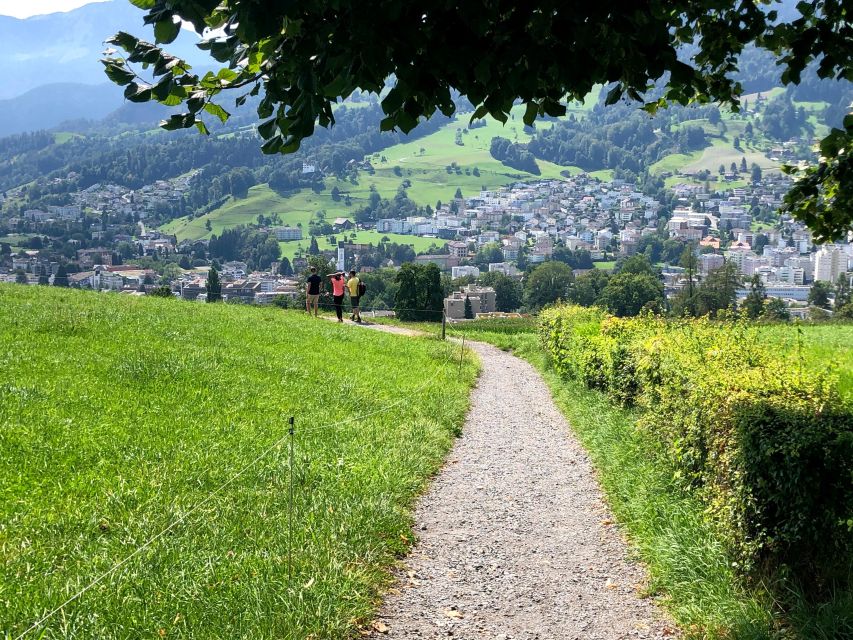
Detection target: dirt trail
<box><xmin>365</xmin><ymin>335</ymin><xmax>677</xmax><ymax>639</ymax></box>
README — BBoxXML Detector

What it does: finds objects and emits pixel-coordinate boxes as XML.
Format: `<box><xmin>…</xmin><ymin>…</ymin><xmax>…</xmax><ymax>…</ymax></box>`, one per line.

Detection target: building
<box><xmin>451</xmin><ymin>266</ymin><xmax>480</xmax><ymax>279</ymax></box>
<box><xmin>489</xmin><ymin>262</ymin><xmax>519</xmax><ymax>277</ymax></box>
<box><xmin>444</xmin><ymin>285</ymin><xmax>497</xmax><ymax>319</ymax></box>
<box><xmin>814</xmin><ymin>245</ymin><xmax>847</xmax><ymax>282</ymax></box>
<box><xmin>414</xmin><ymin>255</ymin><xmax>459</xmax><ymax>271</ymax></box>
<box><xmin>273</xmin><ymin>226</ymin><xmax>302</xmax><ymax>241</ymax></box>
<box><xmin>447</xmin><ymin>241</ymin><xmax>469</xmax><ymax>258</ymax></box>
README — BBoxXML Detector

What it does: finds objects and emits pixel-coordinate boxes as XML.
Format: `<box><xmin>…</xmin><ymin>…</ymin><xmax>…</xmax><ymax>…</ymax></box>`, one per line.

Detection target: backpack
<box><xmin>358</xmin><ymin>280</ymin><xmax>367</xmax><ymax>296</ymax></box>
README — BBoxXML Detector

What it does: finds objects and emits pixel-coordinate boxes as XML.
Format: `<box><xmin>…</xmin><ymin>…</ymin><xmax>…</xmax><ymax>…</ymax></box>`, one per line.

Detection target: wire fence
<box><xmin>12</xmin><ymin>336</ymin><xmax>470</xmax><ymax>640</ymax></box>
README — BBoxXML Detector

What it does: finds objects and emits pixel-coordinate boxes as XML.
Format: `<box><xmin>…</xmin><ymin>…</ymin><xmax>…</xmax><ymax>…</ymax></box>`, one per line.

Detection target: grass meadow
<box><xmin>0</xmin><ymin>285</ymin><xmax>478</xmax><ymax>639</ymax></box>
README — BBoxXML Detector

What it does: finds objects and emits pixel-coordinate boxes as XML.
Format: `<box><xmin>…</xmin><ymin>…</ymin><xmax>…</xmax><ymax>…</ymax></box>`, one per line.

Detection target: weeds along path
<box><xmin>360</xmin><ymin>329</ymin><xmax>677</xmax><ymax>639</ymax></box>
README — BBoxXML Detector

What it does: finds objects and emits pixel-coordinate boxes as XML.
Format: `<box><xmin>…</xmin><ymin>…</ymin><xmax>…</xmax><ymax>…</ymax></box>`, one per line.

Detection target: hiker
<box><xmin>328</xmin><ymin>271</ymin><xmax>346</xmax><ymax>322</ymax></box>
<box><xmin>305</xmin><ymin>266</ymin><xmax>322</xmax><ymax>316</ymax></box>
<box><xmin>347</xmin><ymin>269</ymin><xmax>363</xmax><ymax>323</ymax></box>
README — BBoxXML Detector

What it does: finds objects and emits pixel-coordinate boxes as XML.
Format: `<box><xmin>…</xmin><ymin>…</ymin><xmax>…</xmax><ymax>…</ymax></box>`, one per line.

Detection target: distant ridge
<box><xmin>0</xmin><ymin>0</ymin><xmax>206</xmax><ymax>101</ymax></box>
<box><xmin>0</xmin><ymin>82</ymin><xmax>125</xmax><ymax>137</ymax></box>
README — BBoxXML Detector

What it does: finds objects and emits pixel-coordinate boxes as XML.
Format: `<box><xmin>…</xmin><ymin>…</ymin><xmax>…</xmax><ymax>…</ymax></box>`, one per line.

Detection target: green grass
<box><xmin>681</xmin><ymin>137</ymin><xmax>779</xmax><ymax>175</ymax></box>
<box><xmin>593</xmin><ymin>261</ymin><xmax>617</xmax><ymax>270</ymax></box>
<box><xmin>53</xmin><ymin>132</ymin><xmax>83</xmax><ymax>145</ymax></box>
<box><xmin>0</xmin><ymin>284</ymin><xmax>478</xmax><ymax>639</ymax></box>
<box><xmin>757</xmin><ymin>323</ymin><xmax>853</xmax><ymax>397</ymax></box>
<box><xmin>280</xmin><ymin>230</ymin><xmax>446</xmax><ymax>261</ymax></box>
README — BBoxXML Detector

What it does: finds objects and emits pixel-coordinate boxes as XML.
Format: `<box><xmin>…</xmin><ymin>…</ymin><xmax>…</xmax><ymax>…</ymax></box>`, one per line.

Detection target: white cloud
<box><xmin>0</xmin><ymin>0</ymin><xmax>111</xmax><ymax>19</ymax></box>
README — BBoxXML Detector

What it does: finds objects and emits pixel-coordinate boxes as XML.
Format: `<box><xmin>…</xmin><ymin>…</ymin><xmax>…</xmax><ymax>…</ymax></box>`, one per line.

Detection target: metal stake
<box><xmin>288</xmin><ymin>416</ymin><xmax>294</xmax><ymax>584</ymax></box>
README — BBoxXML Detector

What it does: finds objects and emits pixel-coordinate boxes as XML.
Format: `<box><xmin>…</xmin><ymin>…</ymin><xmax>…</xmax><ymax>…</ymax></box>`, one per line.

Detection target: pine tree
<box><xmin>679</xmin><ymin>246</ymin><xmax>698</xmax><ymax>316</ymax></box>
<box><xmin>743</xmin><ymin>274</ymin><xmax>766</xmax><ymax>319</ymax></box>
<box><xmin>464</xmin><ymin>295</ymin><xmax>474</xmax><ymax>319</ymax></box>
<box><xmin>53</xmin><ymin>265</ymin><xmax>69</xmax><ymax>287</ymax></box>
<box><xmin>206</xmin><ymin>267</ymin><xmax>222</xmax><ymax>302</ymax></box>
<box><xmin>834</xmin><ymin>274</ymin><xmax>851</xmax><ymax>310</ymax></box>
<box><xmin>308</xmin><ymin>236</ymin><xmax>320</xmax><ymax>255</ymax></box>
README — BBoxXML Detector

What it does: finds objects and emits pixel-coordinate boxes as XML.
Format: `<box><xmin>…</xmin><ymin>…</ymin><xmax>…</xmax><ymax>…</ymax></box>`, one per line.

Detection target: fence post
<box><xmin>288</xmin><ymin>416</ymin><xmax>294</xmax><ymax>584</ymax></box>
<box><xmin>458</xmin><ymin>335</ymin><xmax>465</xmax><ymax>377</ymax></box>
<box><xmin>441</xmin><ymin>310</ymin><xmax>446</xmax><ymax>340</ymax></box>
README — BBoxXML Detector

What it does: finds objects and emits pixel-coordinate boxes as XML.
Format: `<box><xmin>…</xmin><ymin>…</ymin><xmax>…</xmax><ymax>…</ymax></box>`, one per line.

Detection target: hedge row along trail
<box><xmin>539</xmin><ymin>305</ymin><xmax>853</xmax><ymax>595</ymax></box>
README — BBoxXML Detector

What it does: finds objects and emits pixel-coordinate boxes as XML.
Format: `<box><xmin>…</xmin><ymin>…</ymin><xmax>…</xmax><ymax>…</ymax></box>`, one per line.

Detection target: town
<box><xmin>2</xmin><ymin>167</ymin><xmax>851</xmax><ymax>319</ymax></box>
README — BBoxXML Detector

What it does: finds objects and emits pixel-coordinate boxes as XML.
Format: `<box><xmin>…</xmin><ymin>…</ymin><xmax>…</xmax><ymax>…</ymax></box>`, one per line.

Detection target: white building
<box><xmin>814</xmin><ymin>245</ymin><xmax>847</xmax><ymax>282</ymax></box>
<box><xmin>451</xmin><ymin>266</ymin><xmax>480</xmax><ymax>279</ymax></box>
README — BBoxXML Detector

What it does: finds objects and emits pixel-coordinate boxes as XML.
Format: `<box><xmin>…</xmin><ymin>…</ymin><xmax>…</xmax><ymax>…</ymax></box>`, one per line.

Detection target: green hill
<box><xmin>161</xmin><ymin>103</ymin><xmax>612</xmax><ymax>259</ymax></box>
<box><xmin>0</xmin><ymin>285</ymin><xmax>476</xmax><ymax>638</ymax></box>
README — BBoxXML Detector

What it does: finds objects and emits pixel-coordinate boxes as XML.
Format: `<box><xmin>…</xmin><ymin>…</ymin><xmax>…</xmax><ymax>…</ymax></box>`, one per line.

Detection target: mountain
<box><xmin>0</xmin><ymin>82</ymin><xmax>125</xmax><ymax>137</ymax></box>
<box><xmin>0</xmin><ymin>0</ymin><xmax>208</xmax><ymax>101</ymax></box>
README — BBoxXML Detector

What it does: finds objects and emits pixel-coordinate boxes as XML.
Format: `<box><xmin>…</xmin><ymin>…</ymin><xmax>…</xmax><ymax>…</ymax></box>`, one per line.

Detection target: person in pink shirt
<box><xmin>328</xmin><ymin>271</ymin><xmax>346</xmax><ymax>322</ymax></box>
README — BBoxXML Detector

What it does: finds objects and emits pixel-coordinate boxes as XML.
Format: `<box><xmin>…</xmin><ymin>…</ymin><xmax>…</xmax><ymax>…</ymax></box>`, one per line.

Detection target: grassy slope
<box><xmin>0</xmin><ymin>285</ymin><xmax>478</xmax><ymax>639</ymax></box>
<box><xmin>757</xmin><ymin>323</ymin><xmax>853</xmax><ymax>397</ymax></box>
<box><xmin>161</xmin><ymin>101</ymin><xmax>612</xmax><ymax>249</ymax></box>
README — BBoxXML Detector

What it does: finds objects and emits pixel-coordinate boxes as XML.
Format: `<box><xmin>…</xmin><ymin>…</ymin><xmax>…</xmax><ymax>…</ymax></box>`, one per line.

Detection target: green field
<box><xmin>280</xmin><ymin>231</ymin><xmax>443</xmax><ymax>261</ymax></box>
<box><xmin>0</xmin><ymin>285</ymin><xmax>478</xmax><ymax>639</ymax></box>
<box><xmin>758</xmin><ymin>323</ymin><xmax>853</xmax><ymax>397</ymax></box>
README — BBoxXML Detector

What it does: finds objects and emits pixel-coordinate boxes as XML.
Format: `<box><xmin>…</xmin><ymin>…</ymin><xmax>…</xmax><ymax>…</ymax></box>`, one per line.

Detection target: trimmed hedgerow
<box><xmin>540</xmin><ymin>305</ymin><xmax>853</xmax><ymax>591</ymax></box>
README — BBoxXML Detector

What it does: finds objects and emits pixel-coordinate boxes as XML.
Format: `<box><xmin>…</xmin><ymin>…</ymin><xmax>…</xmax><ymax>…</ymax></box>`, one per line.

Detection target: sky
<box><xmin>0</xmin><ymin>0</ymin><xmax>110</xmax><ymax>19</ymax></box>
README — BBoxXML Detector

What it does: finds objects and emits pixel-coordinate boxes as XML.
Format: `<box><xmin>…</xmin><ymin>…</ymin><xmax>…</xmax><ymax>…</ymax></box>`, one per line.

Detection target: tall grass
<box><xmin>0</xmin><ymin>285</ymin><xmax>478</xmax><ymax>639</ymax></box>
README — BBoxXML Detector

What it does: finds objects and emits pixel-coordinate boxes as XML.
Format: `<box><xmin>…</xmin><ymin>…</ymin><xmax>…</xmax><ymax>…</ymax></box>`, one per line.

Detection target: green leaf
<box><xmin>154</xmin><ymin>19</ymin><xmax>180</xmax><ymax>45</ymax></box>
<box><xmin>203</xmin><ymin>102</ymin><xmax>230</xmax><ymax>123</ymax></box>
<box><xmin>257</xmin><ymin>118</ymin><xmax>278</xmax><ymax>139</ymax></box>
<box><xmin>129</xmin><ymin>0</ymin><xmax>155</xmax><ymax>8</ymax></box>
<box><xmin>195</xmin><ymin>120</ymin><xmax>210</xmax><ymax>135</ymax></box>
<box><xmin>151</xmin><ymin>75</ymin><xmax>173</xmax><ymax>101</ymax></box>
<box><xmin>261</xmin><ymin>134</ymin><xmax>283</xmax><ymax>154</ymax></box>
<box><xmin>102</xmin><ymin>61</ymin><xmax>136</xmax><ymax>86</ymax></box>
<box><xmin>106</xmin><ymin>32</ymin><xmax>140</xmax><ymax>53</ymax></box>
<box><xmin>604</xmin><ymin>84</ymin><xmax>623</xmax><ymax>106</ymax></box>
<box><xmin>124</xmin><ymin>83</ymin><xmax>152</xmax><ymax>103</ymax></box>
<box><xmin>160</xmin><ymin>113</ymin><xmax>195</xmax><ymax>131</ymax></box>
<box><xmin>187</xmin><ymin>96</ymin><xmax>206</xmax><ymax>113</ymax></box>
<box><xmin>522</xmin><ymin>101</ymin><xmax>538</xmax><ymax>127</ymax></box>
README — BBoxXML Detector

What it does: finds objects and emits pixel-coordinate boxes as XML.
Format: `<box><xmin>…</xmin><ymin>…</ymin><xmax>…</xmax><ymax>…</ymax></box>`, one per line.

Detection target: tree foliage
<box><xmin>478</xmin><ymin>271</ymin><xmax>523</xmax><ymax>312</ymax></box>
<box><xmin>394</xmin><ymin>263</ymin><xmax>444</xmax><ymax>321</ymax></box>
<box><xmin>597</xmin><ymin>272</ymin><xmax>665</xmax><ymax>317</ymax></box>
<box><xmin>103</xmin><ymin>0</ymin><xmax>852</xmax><ymax>237</ymax></box>
<box><xmin>205</xmin><ymin>266</ymin><xmax>222</xmax><ymax>302</ymax></box>
<box><xmin>523</xmin><ymin>261</ymin><xmax>573</xmax><ymax>311</ymax></box>
<box><xmin>743</xmin><ymin>274</ymin><xmax>767</xmax><ymax>320</ymax></box>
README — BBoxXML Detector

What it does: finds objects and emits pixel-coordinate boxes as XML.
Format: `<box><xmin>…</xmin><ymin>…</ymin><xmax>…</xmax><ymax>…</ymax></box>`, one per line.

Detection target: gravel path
<box><xmin>369</xmin><ymin>339</ymin><xmax>677</xmax><ymax>640</ymax></box>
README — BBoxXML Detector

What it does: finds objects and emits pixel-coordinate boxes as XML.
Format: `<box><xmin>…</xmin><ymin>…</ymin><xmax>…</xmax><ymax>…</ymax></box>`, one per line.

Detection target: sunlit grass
<box><xmin>0</xmin><ymin>284</ymin><xmax>478</xmax><ymax>639</ymax></box>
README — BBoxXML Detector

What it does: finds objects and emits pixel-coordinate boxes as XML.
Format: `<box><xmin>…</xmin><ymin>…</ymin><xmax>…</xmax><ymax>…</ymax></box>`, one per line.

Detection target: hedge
<box><xmin>540</xmin><ymin>305</ymin><xmax>853</xmax><ymax>590</ymax></box>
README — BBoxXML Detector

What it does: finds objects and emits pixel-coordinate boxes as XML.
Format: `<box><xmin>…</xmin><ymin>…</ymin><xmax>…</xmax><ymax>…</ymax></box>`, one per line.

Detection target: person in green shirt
<box><xmin>347</xmin><ymin>269</ymin><xmax>362</xmax><ymax>323</ymax></box>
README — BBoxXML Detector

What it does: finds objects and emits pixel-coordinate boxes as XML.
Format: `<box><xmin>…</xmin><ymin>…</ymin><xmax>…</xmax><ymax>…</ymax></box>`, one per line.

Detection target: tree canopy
<box><xmin>104</xmin><ymin>0</ymin><xmax>852</xmax><ymax>236</ymax></box>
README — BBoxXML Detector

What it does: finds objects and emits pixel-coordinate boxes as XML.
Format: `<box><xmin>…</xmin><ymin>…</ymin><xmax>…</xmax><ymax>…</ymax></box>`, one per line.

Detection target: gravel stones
<box><xmin>369</xmin><ymin>340</ymin><xmax>678</xmax><ymax>639</ymax></box>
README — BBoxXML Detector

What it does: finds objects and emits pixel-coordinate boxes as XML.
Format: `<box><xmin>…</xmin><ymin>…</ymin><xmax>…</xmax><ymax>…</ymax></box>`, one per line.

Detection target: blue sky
<box><xmin>0</xmin><ymin>0</ymin><xmax>110</xmax><ymax>19</ymax></box>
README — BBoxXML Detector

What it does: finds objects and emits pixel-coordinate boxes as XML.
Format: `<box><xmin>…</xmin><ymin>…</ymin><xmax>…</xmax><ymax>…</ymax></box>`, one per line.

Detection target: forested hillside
<box><xmin>0</xmin><ymin>99</ymin><xmax>452</xmax><ymax>219</ymax></box>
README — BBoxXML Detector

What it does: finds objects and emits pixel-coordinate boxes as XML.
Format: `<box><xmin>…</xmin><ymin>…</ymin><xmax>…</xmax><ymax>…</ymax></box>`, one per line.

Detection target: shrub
<box><xmin>540</xmin><ymin>305</ymin><xmax>853</xmax><ymax>591</ymax></box>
